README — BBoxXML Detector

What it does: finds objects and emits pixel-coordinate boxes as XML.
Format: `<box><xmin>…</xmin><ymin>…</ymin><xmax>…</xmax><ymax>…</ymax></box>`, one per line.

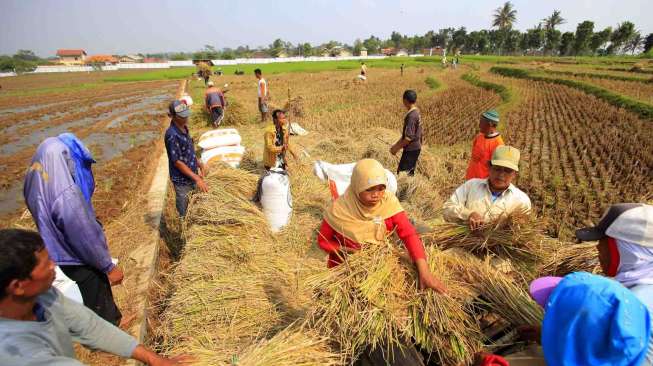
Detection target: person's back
<box><xmin>465</xmin><ymin>132</ymin><xmax>504</xmax><ymax>180</ymax></box>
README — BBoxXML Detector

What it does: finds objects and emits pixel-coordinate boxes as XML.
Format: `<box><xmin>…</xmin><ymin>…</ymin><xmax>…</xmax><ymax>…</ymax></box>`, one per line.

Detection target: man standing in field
<box><xmin>205</xmin><ymin>81</ymin><xmax>226</xmax><ymax>127</ymax></box>
<box><xmin>23</xmin><ymin>133</ymin><xmax>124</xmax><ymax>326</ymax></box>
<box><xmin>390</xmin><ymin>90</ymin><xmax>422</xmax><ymax>176</ymax></box>
<box><xmin>255</xmin><ymin>68</ymin><xmax>269</xmax><ymax>122</ymax></box>
<box><xmin>465</xmin><ymin>109</ymin><xmax>504</xmax><ymax>180</ymax></box>
<box><xmin>164</xmin><ymin>100</ymin><xmax>208</xmax><ymax>217</ymax></box>
<box><xmin>443</xmin><ymin>146</ymin><xmax>531</xmax><ymax>230</ymax></box>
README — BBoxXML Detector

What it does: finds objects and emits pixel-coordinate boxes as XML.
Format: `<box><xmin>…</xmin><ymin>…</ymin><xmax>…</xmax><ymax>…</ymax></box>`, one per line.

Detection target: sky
<box><xmin>1</xmin><ymin>0</ymin><xmax>652</xmax><ymax>57</ymax></box>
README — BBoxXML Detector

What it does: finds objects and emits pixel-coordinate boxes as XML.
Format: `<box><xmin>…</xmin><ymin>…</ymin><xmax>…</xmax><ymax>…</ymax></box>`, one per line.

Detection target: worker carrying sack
<box><xmin>313</xmin><ymin>160</ymin><xmax>397</xmax><ymax>200</ymax></box>
<box><xmin>260</xmin><ymin>168</ymin><xmax>292</xmax><ymax>232</ymax></box>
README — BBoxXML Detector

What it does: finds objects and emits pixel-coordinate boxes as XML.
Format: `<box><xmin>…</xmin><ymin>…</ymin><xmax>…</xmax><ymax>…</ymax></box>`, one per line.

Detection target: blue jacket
<box><xmin>23</xmin><ymin>138</ymin><xmax>114</xmax><ymax>273</ymax></box>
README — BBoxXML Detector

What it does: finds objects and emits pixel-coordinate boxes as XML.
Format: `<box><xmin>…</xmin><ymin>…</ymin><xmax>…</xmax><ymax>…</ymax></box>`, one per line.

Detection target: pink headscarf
<box><xmin>614</xmin><ymin>239</ymin><xmax>653</xmax><ymax>288</ymax></box>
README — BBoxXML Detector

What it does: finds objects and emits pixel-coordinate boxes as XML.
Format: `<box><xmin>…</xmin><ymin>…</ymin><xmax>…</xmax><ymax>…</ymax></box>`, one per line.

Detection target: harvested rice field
<box><xmin>1</xmin><ymin>57</ymin><xmax>651</xmax><ymax>365</ymax></box>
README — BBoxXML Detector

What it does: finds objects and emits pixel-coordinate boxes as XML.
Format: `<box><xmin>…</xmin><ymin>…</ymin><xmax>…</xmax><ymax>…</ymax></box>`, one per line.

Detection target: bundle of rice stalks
<box><xmin>446</xmin><ymin>250</ymin><xmax>544</xmax><ymax>327</ymax></box>
<box><xmin>284</xmin><ymin>96</ymin><xmax>305</xmax><ymax>118</ymax></box>
<box><xmin>306</xmin><ymin>240</ymin><xmax>483</xmax><ymax>365</ymax></box>
<box><xmin>538</xmin><ymin>241</ymin><xmax>600</xmax><ymax>276</ymax></box>
<box><xmin>422</xmin><ymin>217</ymin><xmax>545</xmax><ymax>264</ymax></box>
<box><xmin>223</xmin><ymin>98</ymin><xmax>249</xmax><ymax>125</ymax></box>
<box><xmin>395</xmin><ymin>173</ymin><xmax>443</xmax><ymax>222</ymax></box>
<box><xmin>188</xmin><ymin>325</ymin><xmax>341</xmax><ymax>366</ymax></box>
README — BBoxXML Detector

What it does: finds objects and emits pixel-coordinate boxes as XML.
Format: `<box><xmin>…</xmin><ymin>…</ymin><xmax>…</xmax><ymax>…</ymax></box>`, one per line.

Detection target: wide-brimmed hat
<box><xmin>482</xmin><ymin>109</ymin><xmax>500</xmax><ymax>123</ymax></box>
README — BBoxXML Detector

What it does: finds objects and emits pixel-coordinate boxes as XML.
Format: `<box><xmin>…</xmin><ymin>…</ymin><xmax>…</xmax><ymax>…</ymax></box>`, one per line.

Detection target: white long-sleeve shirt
<box><xmin>443</xmin><ymin>178</ymin><xmax>532</xmax><ymax>223</ymax></box>
<box><xmin>0</xmin><ymin>288</ymin><xmax>138</xmax><ymax>365</ymax></box>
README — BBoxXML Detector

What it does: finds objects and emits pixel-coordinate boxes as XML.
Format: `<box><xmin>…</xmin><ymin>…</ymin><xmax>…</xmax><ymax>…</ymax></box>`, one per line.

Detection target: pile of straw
<box><xmin>306</xmin><ymin>240</ymin><xmax>483</xmax><ymax>365</ymax></box>
<box><xmin>538</xmin><ymin>242</ymin><xmax>600</xmax><ymax>276</ymax></box>
<box><xmin>284</xmin><ymin>96</ymin><xmax>306</xmax><ymax>118</ymax></box>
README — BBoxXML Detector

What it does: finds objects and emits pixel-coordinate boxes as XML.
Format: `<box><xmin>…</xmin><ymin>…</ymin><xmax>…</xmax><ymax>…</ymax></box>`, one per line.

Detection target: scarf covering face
<box><xmin>614</xmin><ymin>238</ymin><xmax>653</xmax><ymax>288</ymax></box>
<box><xmin>323</xmin><ymin>159</ymin><xmax>403</xmax><ymax>244</ymax></box>
<box><xmin>57</xmin><ymin>133</ymin><xmax>96</xmax><ymax>204</ymax></box>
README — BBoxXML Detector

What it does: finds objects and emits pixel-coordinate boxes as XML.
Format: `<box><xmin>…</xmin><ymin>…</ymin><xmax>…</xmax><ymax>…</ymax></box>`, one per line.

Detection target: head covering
<box><xmin>168</xmin><ymin>100</ymin><xmax>191</xmax><ymax>118</ymax></box>
<box><xmin>323</xmin><ymin>159</ymin><xmax>403</xmax><ymax>245</ymax></box>
<box><xmin>57</xmin><ymin>133</ymin><xmax>95</xmax><ymax>205</ymax></box>
<box><xmin>576</xmin><ymin>204</ymin><xmax>653</xmax><ymax>246</ymax></box>
<box><xmin>482</xmin><ymin>109</ymin><xmax>500</xmax><ymax>123</ymax></box>
<box><xmin>529</xmin><ymin>276</ymin><xmax>563</xmax><ymax>308</ymax></box>
<box><xmin>207</xmin><ymin>81</ymin><xmax>214</xmax><ymax>87</ymax></box>
<box><xmin>490</xmin><ymin>145</ymin><xmax>520</xmax><ymax>172</ymax></box>
<box><xmin>614</xmin><ymin>239</ymin><xmax>653</xmax><ymax>288</ymax></box>
<box><xmin>540</xmin><ymin>272</ymin><xmax>651</xmax><ymax>366</ymax></box>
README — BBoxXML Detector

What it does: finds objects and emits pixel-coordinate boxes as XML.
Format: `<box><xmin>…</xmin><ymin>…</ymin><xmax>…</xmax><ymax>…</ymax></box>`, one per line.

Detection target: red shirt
<box><xmin>317</xmin><ymin>211</ymin><xmax>426</xmax><ymax>268</ymax></box>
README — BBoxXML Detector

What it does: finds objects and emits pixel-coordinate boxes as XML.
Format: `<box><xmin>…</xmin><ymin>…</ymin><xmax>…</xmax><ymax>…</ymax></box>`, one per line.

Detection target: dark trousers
<box><xmin>60</xmin><ymin>265</ymin><xmax>122</xmax><ymax>326</ymax></box>
<box><xmin>397</xmin><ymin>149</ymin><xmax>421</xmax><ymax>176</ymax></box>
<box><xmin>210</xmin><ymin>107</ymin><xmax>224</xmax><ymax>126</ymax></box>
<box><xmin>174</xmin><ymin>183</ymin><xmax>195</xmax><ymax>217</ymax></box>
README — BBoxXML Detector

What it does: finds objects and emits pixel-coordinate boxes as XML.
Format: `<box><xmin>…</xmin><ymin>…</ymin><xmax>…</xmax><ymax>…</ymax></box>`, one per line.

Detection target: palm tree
<box><xmin>543</xmin><ymin>10</ymin><xmax>565</xmax><ymax>31</ymax></box>
<box><xmin>492</xmin><ymin>1</ymin><xmax>517</xmax><ymax>31</ymax></box>
<box><xmin>628</xmin><ymin>32</ymin><xmax>643</xmax><ymax>55</ymax></box>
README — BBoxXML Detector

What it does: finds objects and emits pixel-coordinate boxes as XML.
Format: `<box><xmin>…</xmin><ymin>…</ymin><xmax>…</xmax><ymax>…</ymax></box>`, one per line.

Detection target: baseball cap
<box><xmin>482</xmin><ymin>109</ymin><xmax>500</xmax><ymax>123</ymax></box>
<box><xmin>575</xmin><ymin>203</ymin><xmax>653</xmax><ymax>247</ymax></box>
<box><xmin>207</xmin><ymin>81</ymin><xmax>214</xmax><ymax>87</ymax></box>
<box><xmin>490</xmin><ymin>145</ymin><xmax>520</xmax><ymax>172</ymax></box>
<box><xmin>168</xmin><ymin>100</ymin><xmax>191</xmax><ymax>118</ymax></box>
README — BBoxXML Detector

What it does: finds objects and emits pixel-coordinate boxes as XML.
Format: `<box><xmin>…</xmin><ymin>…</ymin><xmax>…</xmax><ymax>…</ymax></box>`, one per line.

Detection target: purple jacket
<box><xmin>23</xmin><ymin>138</ymin><xmax>114</xmax><ymax>273</ymax></box>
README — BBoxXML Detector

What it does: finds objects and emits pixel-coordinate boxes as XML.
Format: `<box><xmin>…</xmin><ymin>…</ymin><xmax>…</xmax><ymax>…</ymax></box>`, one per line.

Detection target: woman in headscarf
<box><xmin>317</xmin><ymin>158</ymin><xmax>446</xmax><ymax>293</ymax></box>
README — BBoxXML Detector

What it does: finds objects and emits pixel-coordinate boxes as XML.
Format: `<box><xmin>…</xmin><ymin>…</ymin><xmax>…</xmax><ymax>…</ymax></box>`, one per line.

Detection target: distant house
<box><xmin>119</xmin><ymin>54</ymin><xmax>143</xmax><ymax>63</ymax></box>
<box><xmin>276</xmin><ymin>51</ymin><xmax>289</xmax><ymax>58</ymax></box>
<box><xmin>359</xmin><ymin>47</ymin><xmax>368</xmax><ymax>57</ymax></box>
<box><xmin>250</xmin><ymin>51</ymin><xmax>271</xmax><ymax>59</ymax></box>
<box><xmin>330</xmin><ymin>46</ymin><xmax>352</xmax><ymax>57</ymax></box>
<box><xmin>56</xmin><ymin>49</ymin><xmax>87</xmax><ymax>65</ymax></box>
<box><xmin>381</xmin><ymin>47</ymin><xmax>397</xmax><ymax>56</ymax></box>
<box><xmin>396</xmin><ymin>49</ymin><xmax>409</xmax><ymax>56</ymax></box>
<box><xmin>422</xmin><ymin>47</ymin><xmax>444</xmax><ymax>56</ymax></box>
<box><xmin>142</xmin><ymin>57</ymin><xmax>164</xmax><ymax>63</ymax></box>
<box><xmin>86</xmin><ymin>55</ymin><xmax>119</xmax><ymax>65</ymax></box>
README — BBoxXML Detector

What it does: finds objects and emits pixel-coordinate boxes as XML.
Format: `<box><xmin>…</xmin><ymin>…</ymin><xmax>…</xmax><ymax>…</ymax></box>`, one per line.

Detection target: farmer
<box><xmin>443</xmin><ymin>146</ymin><xmax>531</xmax><ymax>230</ymax></box>
<box><xmin>255</xmin><ymin>68</ymin><xmax>269</xmax><ymax>122</ymax></box>
<box><xmin>576</xmin><ymin>203</ymin><xmax>653</xmax><ymax>311</ymax></box>
<box><xmin>360</xmin><ymin>62</ymin><xmax>367</xmax><ymax>77</ymax></box>
<box><xmin>23</xmin><ymin>133</ymin><xmax>124</xmax><ymax>325</ymax></box>
<box><xmin>390</xmin><ymin>89</ymin><xmax>422</xmax><ymax>176</ymax></box>
<box><xmin>465</xmin><ymin>110</ymin><xmax>505</xmax><ymax>180</ymax></box>
<box><xmin>262</xmin><ymin>109</ymin><xmax>297</xmax><ymax>171</ymax></box>
<box><xmin>0</xmin><ymin>229</ymin><xmax>192</xmax><ymax>366</ymax></box>
<box><xmin>526</xmin><ymin>272</ymin><xmax>652</xmax><ymax>366</ymax></box>
<box><xmin>164</xmin><ymin>99</ymin><xmax>208</xmax><ymax>217</ymax></box>
<box><xmin>205</xmin><ymin>81</ymin><xmax>226</xmax><ymax>127</ymax></box>
<box><xmin>400</xmin><ymin>63</ymin><xmax>404</xmax><ymax>76</ymax></box>
<box><xmin>317</xmin><ymin>159</ymin><xmax>447</xmax><ymax>293</ymax></box>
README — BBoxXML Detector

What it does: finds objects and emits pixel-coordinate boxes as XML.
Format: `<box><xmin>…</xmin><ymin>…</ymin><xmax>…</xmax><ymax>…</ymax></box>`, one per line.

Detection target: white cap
<box><xmin>207</xmin><ymin>81</ymin><xmax>214</xmax><ymax>87</ymax></box>
<box><xmin>606</xmin><ymin>205</ymin><xmax>653</xmax><ymax>247</ymax></box>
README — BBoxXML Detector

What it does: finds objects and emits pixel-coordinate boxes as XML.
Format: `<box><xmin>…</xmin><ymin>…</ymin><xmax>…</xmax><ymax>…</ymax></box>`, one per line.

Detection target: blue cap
<box><xmin>482</xmin><ymin>109</ymin><xmax>500</xmax><ymax>123</ymax></box>
<box><xmin>542</xmin><ymin>272</ymin><xmax>651</xmax><ymax>366</ymax></box>
<box><xmin>169</xmin><ymin>100</ymin><xmax>191</xmax><ymax>118</ymax></box>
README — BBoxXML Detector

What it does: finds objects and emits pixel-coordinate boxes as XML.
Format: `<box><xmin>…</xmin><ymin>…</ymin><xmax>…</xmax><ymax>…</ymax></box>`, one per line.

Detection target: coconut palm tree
<box><xmin>492</xmin><ymin>2</ymin><xmax>517</xmax><ymax>31</ymax></box>
<box><xmin>543</xmin><ymin>10</ymin><xmax>565</xmax><ymax>31</ymax></box>
<box><xmin>492</xmin><ymin>2</ymin><xmax>517</xmax><ymax>54</ymax></box>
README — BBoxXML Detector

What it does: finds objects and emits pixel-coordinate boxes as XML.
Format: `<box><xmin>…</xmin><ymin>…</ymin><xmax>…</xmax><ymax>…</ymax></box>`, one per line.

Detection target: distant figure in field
<box><xmin>0</xmin><ymin>229</ymin><xmax>192</xmax><ymax>366</ymax></box>
<box><xmin>360</xmin><ymin>62</ymin><xmax>367</xmax><ymax>77</ymax></box>
<box><xmin>400</xmin><ymin>63</ymin><xmax>405</xmax><ymax>76</ymax></box>
<box><xmin>390</xmin><ymin>90</ymin><xmax>422</xmax><ymax>176</ymax></box>
<box><xmin>205</xmin><ymin>81</ymin><xmax>226</xmax><ymax>127</ymax></box>
<box><xmin>444</xmin><ymin>146</ymin><xmax>531</xmax><ymax>230</ymax></box>
<box><xmin>465</xmin><ymin>109</ymin><xmax>504</xmax><ymax>180</ymax></box>
<box><xmin>255</xmin><ymin>68</ymin><xmax>269</xmax><ymax>122</ymax></box>
<box><xmin>23</xmin><ymin>133</ymin><xmax>124</xmax><ymax>326</ymax></box>
<box><xmin>164</xmin><ymin>100</ymin><xmax>208</xmax><ymax>217</ymax></box>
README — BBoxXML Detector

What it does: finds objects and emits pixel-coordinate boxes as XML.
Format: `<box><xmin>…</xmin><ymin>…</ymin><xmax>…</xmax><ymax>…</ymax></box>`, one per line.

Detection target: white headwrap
<box><xmin>614</xmin><ymin>239</ymin><xmax>653</xmax><ymax>288</ymax></box>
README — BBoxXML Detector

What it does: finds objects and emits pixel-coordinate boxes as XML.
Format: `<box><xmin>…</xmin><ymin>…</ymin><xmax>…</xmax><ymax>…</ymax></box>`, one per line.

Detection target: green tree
<box><xmin>492</xmin><ymin>1</ymin><xmax>517</xmax><ymax>54</ymax></box>
<box><xmin>544</xmin><ymin>28</ymin><xmax>562</xmax><ymax>55</ymax></box>
<box><xmin>524</xmin><ymin>26</ymin><xmax>545</xmax><ymax>53</ymax></box>
<box><xmin>573</xmin><ymin>21</ymin><xmax>594</xmax><ymax>55</ymax></box>
<box><xmin>644</xmin><ymin>33</ymin><xmax>653</xmax><ymax>53</ymax></box>
<box><xmin>301</xmin><ymin>43</ymin><xmax>313</xmax><ymax>56</ymax></box>
<box><xmin>543</xmin><ymin>10</ymin><xmax>565</xmax><ymax>31</ymax></box>
<box><xmin>13</xmin><ymin>49</ymin><xmax>39</xmax><ymax>61</ymax></box>
<box><xmin>363</xmin><ymin>35</ymin><xmax>381</xmax><ymax>54</ymax></box>
<box><xmin>627</xmin><ymin>32</ymin><xmax>643</xmax><ymax>54</ymax></box>
<box><xmin>609</xmin><ymin>21</ymin><xmax>636</xmax><ymax>54</ymax></box>
<box><xmin>390</xmin><ymin>31</ymin><xmax>403</xmax><ymax>48</ymax></box>
<box><xmin>353</xmin><ymin>39</ymin><xmax>363</xmax><ymax>55</ymax></box>
<box><xmin>559</xmin><ymin>32</ymin><xmax>575</xmax><ymax>56</ymax></box>
<box><xmin>590</xmin><ymin>27</ymin><xmax>612</xmax><ymax>54</ymax></box>
<box><xmin>451</xmin><ymin>27</ymin><xmax>468</xmax><ymax>53</ymax></box>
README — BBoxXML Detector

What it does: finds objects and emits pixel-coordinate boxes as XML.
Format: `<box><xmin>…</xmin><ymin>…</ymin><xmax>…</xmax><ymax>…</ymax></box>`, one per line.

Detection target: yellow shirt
<box><xmin>263</xmin><ymin>123</ymin><xmax>291</xmax><ymax>168</ymax></box>
<box><xmin>443</xmin><ymin>178</ymin><xmax>531</xmax><ymax>223</ymax></box>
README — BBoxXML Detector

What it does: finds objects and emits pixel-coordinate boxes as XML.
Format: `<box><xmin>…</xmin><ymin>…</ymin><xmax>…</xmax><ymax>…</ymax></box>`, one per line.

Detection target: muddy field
<box><xmin>0</xmin><ymin>76</ymin><xmax>177</xmax><ymax>224</ymax></box>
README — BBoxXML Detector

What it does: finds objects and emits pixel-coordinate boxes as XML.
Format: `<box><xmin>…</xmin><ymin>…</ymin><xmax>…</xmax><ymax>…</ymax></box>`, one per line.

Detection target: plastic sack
<box><xmin>198</xmin><ymin>128</ymin><xmax>241</xmax><ymax>150</ymax></box>
<box><xmin>261</xmin><ymin>169</ymin><xmax>292</xmax><ymax>232</ymax></box>
<box><xmin>201</xmin><ymin>145</ymin><xmax>245</xmax><ymax>168</ymax></box>
<box><xmin>313</xmin><ymin>160</ymin><xmax>397</xmax><ymax>200</ymax></box>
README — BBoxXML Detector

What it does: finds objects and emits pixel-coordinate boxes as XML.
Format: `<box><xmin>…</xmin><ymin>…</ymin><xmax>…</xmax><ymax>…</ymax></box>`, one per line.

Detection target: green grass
<box><xmin>460</xmin><ymin>54</ymin><xmax>641</xmax><ymax>66</ymax></box>
<box><xmin>461</xmin><ymin>73</ymin><xmax>511</xmax><ymax>102</ymax></box>
<box><xmin>103</xmin><ymin>57</ymin><xmax>443</xmax><ymax>82</ymax></box>
<box><xmin>490</xmin><ymin>66</ymin><xmax>653</xmax><ymax>120</ymax></box>
<box><xmin>536</xmin><ymin>68</ymin><xmax>652</xmax><ymax>83</ymax></box>
<box><xmin>424</xmin><ymin>76</ymin><xmax>441</xmax><ymax>90</ymax></box>
<box><xmin>0</xmin><ymin>82</ymin><xmax>103</xmax><ymax>97</ymax></box>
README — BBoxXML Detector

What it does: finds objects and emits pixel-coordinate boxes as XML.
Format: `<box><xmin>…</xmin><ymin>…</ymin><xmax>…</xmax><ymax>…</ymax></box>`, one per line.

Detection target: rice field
<box><xmin>1</xmin><ymin>56</ymin><xmax>651</xmax><ymax>365</ymax></box>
